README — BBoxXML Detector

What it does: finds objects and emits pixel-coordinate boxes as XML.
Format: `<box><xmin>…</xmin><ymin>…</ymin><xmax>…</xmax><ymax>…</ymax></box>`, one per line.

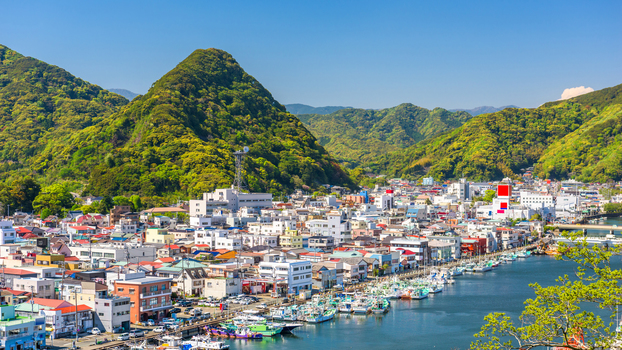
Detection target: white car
<box><xmin>154</xmin><ymin>326</ymin><xmax>166</xmax><ymax>333</ymax></box>
<box><xmin>117</xmin><ymin>333</ymin><xmax>129</xmax><ymax>341</ymax></box>
<box><xmin>91</xmin><ymin>328</ymin><xmax>101</xmax><ymax>335</ymax></box>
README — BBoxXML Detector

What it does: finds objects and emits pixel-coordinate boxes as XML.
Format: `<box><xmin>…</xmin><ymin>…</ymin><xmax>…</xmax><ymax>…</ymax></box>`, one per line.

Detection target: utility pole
<box><xmin>74</xmin><ymin>288</ymin><xmax>78</xmax><ymax>350</ymax></box>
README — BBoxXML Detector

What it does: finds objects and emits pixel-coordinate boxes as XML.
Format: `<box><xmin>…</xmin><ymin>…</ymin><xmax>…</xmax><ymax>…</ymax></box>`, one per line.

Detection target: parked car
<box><xmin>129</xmin><ymin>329</ymin><xmax>145</xmax><ymax>338</ymax></box>
<box><xmin>117</xmin><ymin>333</ymin><xmax>130</xmax><ymax>341</ymax></box>
<box><xmin>184</xmin><ymin>307</ymin><xmax>194</xmax><ymax>314</ymax></box>
<box><xmin>189</xmin><ymin>308</ymin><xmax>202</xmax><ymax>316</ymax></box>
<box><xmin>177</xmin><ymin>300</ymin><xmax>191</xmax><ymax>307</ymax></box>
<box><xmin>170</xmin><ymin>307</ymin><xmax>182</xmax><ymax>314</ymax></box>
<box><xmin>166</xmin><ymin>324</ymin><xmax>179</xmax><ymax>331</ymax></box>
<box><xmin>154</xmin><ymin>326</ymin><xmax>166</xmax><ymax>333</ymax></box>
<box><xmin>146</xmin><ymin>319</ymin><xmax>155</xmax><ymax>327</ymax></box>
<box><xmin>91</xmin><ymin>328</ymin><xmax>101</xmax><ymax>335</ymax></box>
<box><xmin>112</xmin><ymin>326</ymin><xmax>124</xmax><ymax>334</ymax></box>
<box><xmin>257</xmin><ymin>303</ymin><xmax>268</xmax><ymax>309</ymax></box>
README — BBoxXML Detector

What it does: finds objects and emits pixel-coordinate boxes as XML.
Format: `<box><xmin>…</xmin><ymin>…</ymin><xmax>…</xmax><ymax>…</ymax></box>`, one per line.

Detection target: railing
<box><xmin>139</xmin><ymin>301</ymin><xmax>172</xmax><ymax>312</ymax></box>
<box><xmin>140</xmin><ymin>289</ymin><xmax>171</xmax><ymax>297</ymax></box>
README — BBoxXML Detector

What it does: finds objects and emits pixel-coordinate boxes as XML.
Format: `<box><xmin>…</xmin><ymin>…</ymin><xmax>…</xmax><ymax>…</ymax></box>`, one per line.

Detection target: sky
<box><xmin>1</xmin><ymin>1</ymin><xmax>620</xmax><ymax>109</ymax></box>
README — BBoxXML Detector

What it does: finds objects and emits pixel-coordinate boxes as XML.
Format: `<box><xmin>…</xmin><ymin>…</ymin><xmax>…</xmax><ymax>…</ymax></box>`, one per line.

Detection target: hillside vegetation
<box><xmin>75</xmin><ymin>49</ymin><xmax>354</xmax><ymax>197</ymax></box>
<box><xmin>371</xmin><ymin>84</ymin><xmax>622</xmax><ymax>182</ymax></box>
<box><xmin>0</xmin><ymin>44</ymin><xmax>128</xmax><ymax>184</ymax></box>
<box><xmin>299</xmin><ymin>104</ymin><xmax>472</xmax><ymax>168</ymax></box>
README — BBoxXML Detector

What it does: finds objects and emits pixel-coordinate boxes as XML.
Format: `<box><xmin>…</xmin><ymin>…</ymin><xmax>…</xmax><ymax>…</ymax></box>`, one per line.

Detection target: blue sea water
<box><xmin>224</xmin><ymin>218</ymin><xmax>622</xmax><ymax>350</ymax></box>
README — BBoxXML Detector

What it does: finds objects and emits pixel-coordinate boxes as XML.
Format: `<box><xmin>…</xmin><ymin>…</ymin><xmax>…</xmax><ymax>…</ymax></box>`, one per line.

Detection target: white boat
<box><xmin>352</xmin><ymin>302</ymin><xmax>371</xmax><ymax>314</ymax></box>
<box><xmin>306</xmin><ymin>308</ymin><xmax>336</xmax><ymax>323</ymax></box>
<box><xmin>410</xmin><ymin>288</ymin><xmax>429</xmax><ymax>300</ymax></box>
<box><xmin>473</xmin><ymin>264</ymin><xmax>492</xmax><ymax>272</ymax></box>
<box><xmin>338</xmin><ymin>302</ymin><xmax>353</xmax><ymax>313</ymax></box>
<box><xmin>429</xmin><ymin>284</ymin><xmax>443</xmax><ymax>293</ymax></box>
<box><xmin>183</xmin><ymin>335</ymin><xmax>230</xmax><ymax>350</ymax></box>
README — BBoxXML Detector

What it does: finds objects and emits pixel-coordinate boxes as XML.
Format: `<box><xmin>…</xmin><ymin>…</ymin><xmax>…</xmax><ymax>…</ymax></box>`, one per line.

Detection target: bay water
<box><xmin>226</xmin><ymin>217</ymin><xmax>622</xmax><ymax>350</ymax></box>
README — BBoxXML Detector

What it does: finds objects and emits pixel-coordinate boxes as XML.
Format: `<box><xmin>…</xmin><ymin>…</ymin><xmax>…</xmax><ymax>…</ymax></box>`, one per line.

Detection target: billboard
<box><xmin>497</xmin><ymin>184</ymin><xmax>511</xmax><ymax>197</ymax></box>
<box><xmin>36</xmin><ymin>237</ymin><xmax>49</xmax><ymax>249</ymax></box>
<box><xmin>500</xmin><ymin>202</ymin><xmax>508</xmax><ymax>210</ymax></box>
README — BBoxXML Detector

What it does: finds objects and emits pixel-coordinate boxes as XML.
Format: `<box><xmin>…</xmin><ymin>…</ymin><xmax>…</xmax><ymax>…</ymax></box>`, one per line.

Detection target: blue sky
<box><xmin>1</xmin><ymin>1</ymin><xmax>620</xmax><ymax>109</ymax></box>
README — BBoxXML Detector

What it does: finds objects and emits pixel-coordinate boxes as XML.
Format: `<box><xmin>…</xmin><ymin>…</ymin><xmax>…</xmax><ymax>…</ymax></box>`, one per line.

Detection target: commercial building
<box><xmin>190</xmin><ymin>188</ymin><xmax>273</xmax><ymax>214</ymax></box>
<box><xmin>112</xmin><ymin>272</ymin><xmax>172</xmax><ymax>324</ymax></box>
<box><xmin>0</xmin><ymin>222</ymin><xmax>16</xmax><ymax>245</ymax></box>
<box><xmin>258</xmin><ymin>255</ymin><xmax>312</xmax><ymax>295</ymax></box>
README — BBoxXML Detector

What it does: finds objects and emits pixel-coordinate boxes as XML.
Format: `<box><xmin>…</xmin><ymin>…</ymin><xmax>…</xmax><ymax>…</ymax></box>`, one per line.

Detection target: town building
<box><xmin>112</xmin><ymin>271</ymin><xmax>172</xmax><ymax>324</ymax></box>
<box><xmin>0</xmin><ymin>304</ymin><xmax>46</xmax><ymax>349</ymax></box>
<box><xmin>190</xmin><ymin>189</ymin><xmax>273</xmax><ymax>214</ymax></box>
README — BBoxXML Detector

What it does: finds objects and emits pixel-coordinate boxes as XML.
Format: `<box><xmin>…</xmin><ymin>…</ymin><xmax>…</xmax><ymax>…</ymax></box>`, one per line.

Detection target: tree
<box><xmin>471</xmin><ymin>230</ymin><xmax>622</xmax><ymax>349</ymax></box>
<box><xmin>604</xmin><ymin>203</ymin><xmax>622</xmax><ymax>213</ymax></box>
<box><xmin>40</xmin><ymin>208</ymin><xmax>51</xmax><ymax>220</ymax></box>
<box><xmin>113</xmin><ymin>196</ymin><xmax>132</xmax><ymax>207</ymax></box>
<box><xmin>8</xmin><ymin>177</ymin><xmax>41</xmax><ymax>212</ymax></box>
<box><xmin>97</xmin><ymin>196</ymin><xmax>114</xmax><ymax>214</ymax></box>
<box><xmin>130</xmin><ymin>195</ymin><xmax>142</xmax><ymax>211</ymax></box>
<box><xmin>32</xmin><ymin>183</ymin><xmax>74</xmax><ymax>215</ymax></box>
<box><xmin>530</xmin><ymin>213</ymin><xmax>543</xmax><ymax>221</ymax></box>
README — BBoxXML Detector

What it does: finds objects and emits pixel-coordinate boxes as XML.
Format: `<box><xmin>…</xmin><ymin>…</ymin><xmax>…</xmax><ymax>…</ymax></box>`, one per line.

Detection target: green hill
<box><xmin>74</xmin><ymin>48</ymin><xmax>354</xmax><ymax>196</ymax></box>
<box><xmin>0</xmin><ymin>44</ymin><xmax>128</xmax><ymax>183</ymax></box>
<box><xmin>298</xmin><ymin>104</ymin><xmax>472</xmax><ymax>168</ymax></box>
<box><xmin>371</xmin><ymin>84</ymin><xmax>622</xmax><ymax>182</ymax></box>
<box><xmin>285</xmin><ymin>104</ymin><xmax>351</xmax><ymax>115</ymax></box>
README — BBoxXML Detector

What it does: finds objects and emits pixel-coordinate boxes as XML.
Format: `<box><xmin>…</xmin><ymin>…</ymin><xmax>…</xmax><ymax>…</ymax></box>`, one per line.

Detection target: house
<box><xmin>145</xmin><ymin>228</ymin><xmax>174</xmax><ymax>245</ymax></box>
<box><xmin>339</xmin><ymin>258</ymin><xmax>368</xmax><ymax>283</ymax></box>
<box><xmin>0</xmin><ymin>305</ymin><xmax>46</xmax><ymax>349</ymax></box>
<box><xmin>11</xmin><ymin>278</ymin><xmax>55</xmax><ymax>299</ymax></box>
<box><xmin>311</xmin><ymin>264</ymin><xmax>337</xmax><ymax>290</ymax></box>
<box><xmin>40</xmin><ymin>304</ymin><xmax>93</xmax><ymax>337</ymax></box>
<box><xmin>0</xmin><ymin>222</ymin><xmax>16</xmax><ymax>245</ymax></box>
<box><xmin>308</xmin><ymin>236</ymin><xmax>335</xmax><ymax>251</ymax></box>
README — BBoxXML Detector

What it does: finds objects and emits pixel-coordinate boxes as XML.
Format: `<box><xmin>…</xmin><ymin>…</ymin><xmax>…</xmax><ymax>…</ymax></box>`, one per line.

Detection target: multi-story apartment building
<box><xmin>279</xmin><ymin>230</ymin><xmax>303</xmax><ymax>249</ymax></box>
<box><xmin>68</xmin><ymin>242</ymin><xmax>156</xmax><ymax>265</ymax></box>
<box><xmin>110</xmin><ymin>205</ymin><xmax>132</xmax><ymax>225</ymax></box>
<box><xmin>112</xmin><ymin>272</ymin><xmax>172</xmax><ymax>324</ymax></box>
<box><xmin>258</xmin><ymin>256</ymin><xmax>312</xmax><ymax>295</ymax></box>
<box><xmin>0</xmin><ymin>305</ymin><xmax>46</xmax><ymax>350</ymax></box>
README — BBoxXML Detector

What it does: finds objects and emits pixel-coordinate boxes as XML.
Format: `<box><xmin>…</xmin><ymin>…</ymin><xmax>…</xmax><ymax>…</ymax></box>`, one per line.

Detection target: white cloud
<box><xmin>560</xmin><ymin>86</ymin><xmax>594</xmax><ymax>100</ymax></box>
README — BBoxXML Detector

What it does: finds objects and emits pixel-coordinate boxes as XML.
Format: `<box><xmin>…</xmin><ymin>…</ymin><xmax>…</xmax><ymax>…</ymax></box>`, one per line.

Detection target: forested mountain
<box><xmin>75</xmin><ymin>48</ymin><xmax>354</xmax><ymax>196</ymax></box>
<box><xmin>108</xmin><ymin>88</ymin><xmax>139</xmax><ymax>101</ymax></box>
<box><xmin>449</xmin><ymin>105</ymin><xmax>520</xmax><ymax>116</ymax></box>
<box><xmin>0</xmin><ymin>45</ymin><xmax>354</xmax><ymax>197</ymax></box>
<box><xmin>298</xmin><ymin>104</ymin><xmax>472</xmax><ymax>168</ymax></box>
<box><xmin>285</xmin><ymin>104</ymin><xmax>351</xmax><ymax>115</ymax></box>
<box><xmin>0</xmin><ymin>44</ymin><xmax>128</xmax><ymax>184</ymax></box>
<box><xmin>371</xmin><ymin>84</ymin><xmax>622</xmax><ymax>182</ymax></box>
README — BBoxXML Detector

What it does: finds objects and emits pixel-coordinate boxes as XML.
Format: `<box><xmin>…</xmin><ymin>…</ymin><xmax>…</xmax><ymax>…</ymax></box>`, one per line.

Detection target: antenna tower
<box><xmin>233</xmin><ymin>146</ymin><xmax>249</xmax><ymax>192</ymax></box>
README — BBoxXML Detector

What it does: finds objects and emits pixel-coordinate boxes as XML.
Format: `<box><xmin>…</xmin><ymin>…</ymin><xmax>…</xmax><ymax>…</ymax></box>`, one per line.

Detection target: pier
<box><xmin>555</xmin><ymin>223</ymin><xmax>622</xmax><ymax>235</ymax></box>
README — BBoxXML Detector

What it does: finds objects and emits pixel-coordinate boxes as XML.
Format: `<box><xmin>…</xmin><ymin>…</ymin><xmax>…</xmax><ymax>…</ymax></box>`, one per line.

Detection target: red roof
<box><xmin>65</xmin><ymin>256</ymin><xmax>80</xmax><ymax>261</ymax></box>
<box><xmin>22</xmin><ymin>233</ymin><xmax>39</xmax><ymax>239</ymax></box>
<box><xmin>29</xmin><ymin>298</ymin><xmax>72</xmax><ymax>309</ymax></box>
<box><xmin>1</xmin><ymin>288</ymin><xmax>30</xmax><ymax>296</ymax></box>
<box><xmin>69</xmin><ymin>226</ymin><xmax>94</xmax><ymax>231</ymax></box>
<box><xmin>74</xmin><ymin>240</ymin><xmax>89</xmax><ymax>245</ymax></box>
<box><xmin>163</xmin><ymin>245</ymin><xmax>180</xmax><ymax>249</ymax></box>
<box><xmin>195</xmin><ymin>244</ymin><xmax>210</xmax><ymax>248</ymax></box>
<box><xmin>16</xmin><ymin>227</ymin><xmax>31</xmax><ymax>234</ymax></box>
<box><xmin>51</xmin><ymin>304</ymin><xmax>92</xmax><ymax>314</ymax></box>
<box><xmin>0</xmin><ymin>268</ymin><xmax>36</xmax><ymax>276</ymax></box>
<box><xmin>158</xmin><ymin>257</ymin><xmax>175</xmax><ymax>263</ymax></box>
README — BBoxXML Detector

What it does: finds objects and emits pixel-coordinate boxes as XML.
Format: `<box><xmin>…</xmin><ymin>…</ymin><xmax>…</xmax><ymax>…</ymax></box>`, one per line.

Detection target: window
<box><xmin>104</xmin><ymin>303</ymin><xmax>109</xmax><ymax>306</ymax></box>
<box><xmin>98</xmin><ymin>312</ymin><xmax>104</xmax><ymax>316</ymax></box>
<box><xmin>129</xmin><ymin>288</ymin><xmax>135</xmax><ymax>295</ymax></box>
<box><xmin>117</xmin><ymin>288</ymin><xmax>123</xmax><ymax>292</ymax></box>
<box><xmin>162</xmin><ymin>284</ymin><xmax>166</xmax><ymax>290</ymax></box>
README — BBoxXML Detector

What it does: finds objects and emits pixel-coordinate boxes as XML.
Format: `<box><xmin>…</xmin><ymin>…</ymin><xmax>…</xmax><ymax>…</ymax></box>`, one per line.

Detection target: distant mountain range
<box><xmin>449</xmin><ymin>105</ymin><xmax>520</xmax><ymax>116</ymax></box>
<box><xmin>298</xmin><ymin>104</ymin><xmax>472</xmax><ymax>168</ymax></box>
<box><xmin>108</xmin><ymin>88</ymin><xmax>139</xmax><ymax>101</ymax></box>
<box><xmin>285</xmin><ymin>104</ymin><xmax>351</xmax><ymax>115</ymax></box>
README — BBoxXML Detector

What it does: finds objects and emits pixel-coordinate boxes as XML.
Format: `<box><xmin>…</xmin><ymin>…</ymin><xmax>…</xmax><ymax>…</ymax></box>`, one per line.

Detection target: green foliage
<box><xmin>77</xmin><ymin>48</ymin><xmax>355</xmax><ymax>196</ymax></box>
<box><xmin>0</xmin><ymin>44</ymin><xmax>128</xmax><ymax>186</ymax></box>
<box><xmin>370</xmin><ymin>84</ymin><xmax>622</xmax><ymax>183</ymax></box>
<box><xmin>32</xmin><ymin>183</ymin><xmax>74</xmax><ymax>215</ymax></box>
<box><xmin>472</xmin><ymin>230</ymin><xmax>622</xmax><ymax>349</ymax></box>
<box><xmin>535</xmin><ymin>104</ymin><xmax>622</xmax><ymax>182</ymax></box>
<box><xmin>40</xmin><ymin>208</ymin><xmax>51</xmax><ymax>220</ymax></box>
<box><xmin>530</xmin><ymin>213</ymin><xmax>543</xmax><ymax>221</ymax></box>
<box><xmin>603</xmin><ymin>203</ymin><xmax>622</xmax><ymax>213</ymax></box>
<box><xmin>0</xmin><ymin>177</ymin><xmax>41</xmax><ymax>214</ymax></box>
<box><xmin>130</xmin><ymin>195</ymin><xmax>142</xmax><ymax>211</ymax></box>
<box><xmin>473</xmin><ymin>190</ymin><xmax>497</xmax><ymax>203</ymax></box>
<box><xmin>97</xmin><ymin>196</ymin><xmax>114</xmax><ymax>214</ymax></box>
<box><xmin>299</xmin><ymin>104</ymin><xmax>472</xmax><ymax>168</ymax></box>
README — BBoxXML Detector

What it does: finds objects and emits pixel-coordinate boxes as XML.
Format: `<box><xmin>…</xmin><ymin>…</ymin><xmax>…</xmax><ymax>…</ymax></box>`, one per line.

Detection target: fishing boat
<box><xmin>429</xmin><ymin>283</ymin><xmax>444</xmax><ymax>293</ymax></box>
<box><xmin>338</xmin><ymin>302</ymin><xmax>353</xmax><ymax>313</ymax></box>
<box><xmin>183</xmin><ymin>335</ymin><xmax>231</xmax><ymax>349</ymax></box>
<box><xmin>352</xmin><ymin>301</ymin><xmax>371</xmax><ymax>314</ymax></box>
<box><xmin>473</xmin><ymin>263</ymin><xmax>492</xmax><ymax>272</ymax></box>
<box><xmin>306</xmin><ymin>308</ymin><xmax>336</xmax><ymax>323</ymax></box>
<box><xmin>410</xmin><ymin>288</ymin><xmax>429</xmax><ymax>300</ymax></box>
<box><xmin>234</xmin><ymin>327</ymin><xmax>263</xmax><ymax>339</ymax></box>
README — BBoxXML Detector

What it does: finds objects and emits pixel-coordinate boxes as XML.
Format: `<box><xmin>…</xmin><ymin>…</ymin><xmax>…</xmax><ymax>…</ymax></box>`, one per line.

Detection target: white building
<box><xmin>238</xmin><ymin>234</ymin><xmax>277</xmax><ymax>248</ymax></box>
<box><xmin>306</xmin><ymin>211</ymin><xmax>352</xmax><ymax>244</ymax></box>
<box><xmin>0</xmin><ymin>221</ymin><xmax>16</xmax><ymax>245</ymax></box>
<box><xmin>247</xmin><ymin>219</ymin><xmax>296</xmax><ymax>236</ymax></box>
<box><xmin>258</xmin><ymin>255</ymin><xmax>313</xmax><ymax>295</ymax></box>
<box><xmin>389</xmin><ymin>238</ymin><xmax>430</xmax><ymax>264</ymax></box>
<box><xmin>68</xmin><ymin>242</ymin><xmax>156</xmax><ymax>265</ymax></box>
<box><xmin>189</xmin><ymin>189</ymin><xmax>272</xmax><ymax>214</ymax></box>
<box><xmin>194</xmin><ymin>229</ymin><xmax>241</xmax><ymax>250</ymax></box>
<box><xmin>448</xmin><ymin>178</ymin><xmax>471</xmax><ymax>200</ymax></box>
